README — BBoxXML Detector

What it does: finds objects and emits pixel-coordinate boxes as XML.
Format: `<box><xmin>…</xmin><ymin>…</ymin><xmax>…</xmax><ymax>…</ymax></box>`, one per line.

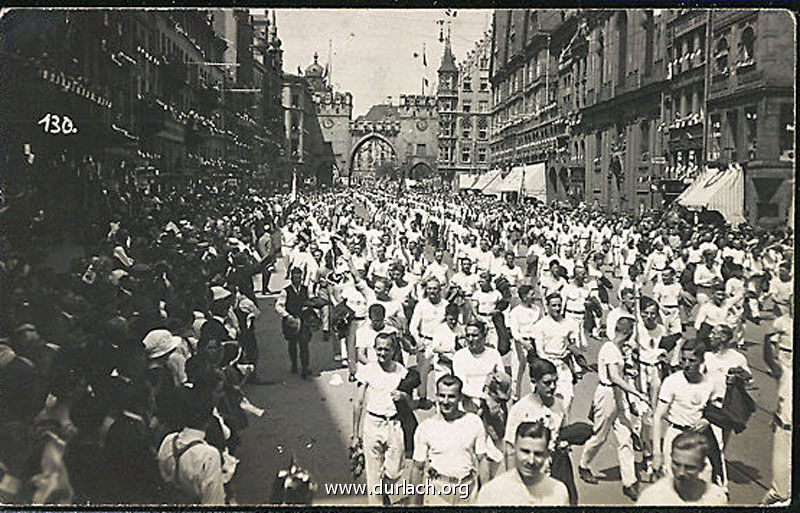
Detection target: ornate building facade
<box><xmin>437</xmin><ymin>30</ymin><xmax>493</xmax><ymax>183</ymax></box>
<box><xmin>489</xmin><ymin>8</ymin><xmax>794</xmax><ymax>225</ymax></box>
<box><xmin>703</xmin><ymin>9</ymin><xmax>794</xmax><ymax>225</ymax></box>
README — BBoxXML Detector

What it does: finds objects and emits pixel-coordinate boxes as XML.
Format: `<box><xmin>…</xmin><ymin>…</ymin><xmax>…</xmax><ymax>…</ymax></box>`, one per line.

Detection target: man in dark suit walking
<box><xmin>275</xmin><ymin>267</ymin><xmax>319</xmax><ymax>379</ymax></box>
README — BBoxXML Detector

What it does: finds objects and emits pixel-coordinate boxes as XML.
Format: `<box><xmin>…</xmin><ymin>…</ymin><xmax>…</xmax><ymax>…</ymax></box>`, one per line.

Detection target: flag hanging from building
<box><xmin>423</xmin><ymin>43</ymin><xmax>427</xmax><ymax>66</ymax></box>
<box><xmin>290</xmin><ymin>171</ymin><xmax>297</xmax><ymax>202</ymax></box>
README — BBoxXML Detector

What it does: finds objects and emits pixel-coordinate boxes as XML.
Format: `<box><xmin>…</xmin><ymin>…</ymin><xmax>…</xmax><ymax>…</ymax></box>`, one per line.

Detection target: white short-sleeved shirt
<box><xmin>704</xmin><ymin>349</ymin><xmax>749</xmax><ymax>378</ymax></box>
<box><xmin>636</xmin><ymin>476</ymin><xmax>728</xmax><ymax>506</ymax></box>
<box><xmin>388</xmin><ymin>281</ymin><xmax>416</xmax><ymax>304</ymax></box>
<box><xmin>476</xmin><ymin>469</ymin><xmax>569</xmax><ymax>506</ymax></box>
<box><xmin>429</xmin><ymin>321</ymin><xmax>461</xmax><ymax>359</ymax></box>
<box><xmin>450</xmin><ymin>272</ymin><xmax>481</xmax><ymax>297</ymax></box>
<box><xmin>658</xmin><ymin>372</ymin><xmax>718</xmax><ymax>427</ymax></box>
<box><xmin>637</xmin><ymin>322</ymin><xmax>666</xmax><ymax>365</ymax></box>
<box><xmin>410</xmin><ymin>298</ymin><xmax>448</xmax><ymax>344</ymax></box>
<box><xmin>452</xmin><ymin>347</ymin><xmax>503</xmax><ymax>399</ymax></box>
<box><xmin>355</xmin><ymin>361</ymin><xmax>407</xmax><ymax>417</ymax></box>
<box><xmin>499</xmin><ymin>265</ymin><xmax>525</xmax><ymax>288</ymax></box>
<box><xmin>703</xmin><ymin>349</ymin><xmax>749</xmax><ymax>399</ymax></box>
<box><xmin>412</xmin><ymin>412</ymin><xmax>487</xmax><ymax>480</ymax></box>
<box><xmin>653</xmin><ymin>282</ymin><xmax>682</xmax><ymax>308</ymax></box>
<box><xmin>539</xmin><ymin>274</ymin><xmax>566</xmax><ymax>298</ymax></box>
<box><xmin>769</xmin><ymin>277</ymin><xmax>793</xmax><ymax>307</ymax></box>
<box><xmin>475</xmin><ymin>251</ymin><xmax>493</xmax><ymax>272</ymax></box>
<box><xmin>355</xmin><ymin>323</ymin><xmax>398</xmax><ymax>362</ymax></box>
<box><xmin>561</xmin><ymin>283</ymin><xmax>591</xmax><ymax>314</ymax></box>
<box><xmin>424</xmin><ymin>262</ymin><xmax>449</xmax><ymax>284</ymax></box>
<box><xmin>506</xmin><ymin>304</ymin><xmax>542</xmax><ymax>341</ymax></box>
<box><xmin>473</xmin><ymin>289</ymin><xmax>503</xmax><ymax>317</ymax></box>
<box><xmin>597</xmin><ymin>341</ymin><xmax>624</xmax><ymax>385</ymax></box>
<box><xmin>370</xmin><ymin>297</ymin><xmax>404</xmax><ymax>323</ymax></box>
<box><xmin>694</xmin><ymin>300</ymin><xmax>736</xmax><ymax>329</ymax></box>
<box><xmin>531</xmin><ymin>316</ymin><xmax>578</xmax><ymax>361</ymax></box>
<box><xmin>503</xmin><ymin>393</ymin><xmax>565</xmax><ymax>448</ymax></box>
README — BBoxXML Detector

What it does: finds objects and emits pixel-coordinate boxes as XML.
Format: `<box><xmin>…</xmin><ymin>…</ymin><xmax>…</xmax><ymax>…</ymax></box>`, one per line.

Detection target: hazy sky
<box><xmin>254</xmin><ymin>9</ymin><xmax>492</xmax><ymax>117</ymax></box>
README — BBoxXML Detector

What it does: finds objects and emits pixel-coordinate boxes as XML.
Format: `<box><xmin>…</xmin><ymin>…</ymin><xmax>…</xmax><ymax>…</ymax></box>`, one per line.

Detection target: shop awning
<box><xmin>457</xmin><ymin>172</ymin><xmax>481</xmax><ymax>190</ymax></box>
<box><xmin>472</xmin><ymin>169</ymin><xmax>503</xmax><ymax>193</ymax></box>
<box><xmin>676</xmin><ymin>163</ymin><xmax>745</xmax><ymax>224</ymax></box>
<box><xmin>521</xmin><ymin>163</ymin><xmax>547</xmax><ymax>201</ymax></box>
<box><xmin>485</xmin><ymin>166</ymin><xmax>524</xmax><ymax>194</ymax></box>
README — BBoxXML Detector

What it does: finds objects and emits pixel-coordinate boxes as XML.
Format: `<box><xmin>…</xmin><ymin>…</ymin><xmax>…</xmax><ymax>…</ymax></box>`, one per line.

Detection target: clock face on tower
<box><xmin>416</xmin><ymin>120</ymin><xmax>428</xmax><ymax>131</ymax></box>
<box><xmin>322</xmin><ymin>118</ymin><xmax>334</xmax><ymax>129</ymax></box>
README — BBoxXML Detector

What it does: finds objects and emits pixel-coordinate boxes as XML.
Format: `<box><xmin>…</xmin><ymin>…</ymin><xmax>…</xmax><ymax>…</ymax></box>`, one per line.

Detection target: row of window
<box><xmin>461</xmin><ymin>77</ymin><xmax>490</xmax><ymax>92</ymax></box>
<box><xmin>440</xmin><ymin>118</ymin><xmax>489</xmax><ymax>139</ymax></box>
<box><xmin>713</xmin><ymin>25</ymin><xmax>755</xmax><ymax>75</ymax></box>
<box><xmin>439</xmin><ymin>99</ymin><xmax>491</xmax><ymax>113</ymax></box>
<box><xmin>439</xmin><ymin>145</ymin><xmax>488</xmax><ymax>164</ymax></box>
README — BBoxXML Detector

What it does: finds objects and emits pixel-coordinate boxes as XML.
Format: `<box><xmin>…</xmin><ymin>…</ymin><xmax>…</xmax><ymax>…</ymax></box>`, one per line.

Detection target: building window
<box><xmin>640</xmin><ymin>119</ymin><xmax>650</xmax><ymax>161</ymax></box>
<box><xmin>597</xmin><ymin>33</ymin><xmax>605</xmax><ymax>84</ymax></box>
<box><xmin>616</xmin><ymin>11</ymin><xmax>627</xmax><ymax>83</ymax></box>
<box><xmin>462</xmin><ymin>147</ymin><xmax>471</xmax><ymax>163</ymax></box>
<box><xmin>478</xmin><ymin>147</ymin><xmax>487</xmax><ymax>163</ymax></box>
<box><xmin>292</xmin><ymin>94</ymin><xmax>299</xmax><ymax>107</ymax></box>
<box><xmin>440</xmin><ymin>119</ymin><xmax>451</xmax><ymax>137</ymax></box>
<box><xmin>416</xmin><ymin>143</ymin><xmax>426</xmax><ymax>156</ymax></box>
<box><xmin>480</xmin><ymin>77</ymin><xmax>489</xmax><ymax>91</ymax></box>
<box><xmin>463</xmin><ymin>101</ymin><xmax>471</xmax><ymax>113</ymax></box>
<box><xmin>779</xmin><ymin>103</ymin><xmax>795</xmax><ymax>161</ymax></box>
<box><xmin>478</xmin><ymin>100</ymin><xmax>488</xmax><ymax>113</ymax></box>
<box><xmin>439</xmin><ymin>145</ymin><xmax>452</xmax><ymax>162</ymax></box>
<box><xmin>594</xmin><ymin>131</ymin><xmax>602</xmax><ymax>160</ymax></box>
<box><xmin>715</xmin><ymin>37</ymin><xmax>729</xmax><ymax>74</ymax></box>
<box><xmin>740</xmin><ymin>26</ymin><xmax>755</xmax><ymax>64</ymax></box>
<box><xmin>462</xmin><ymin>118</ymin><xmax>472</xmax><ymax>138</ymax></box>
<box><xmin>745</xmin><ymin>105</ymin><xmax>757</xmax><ymax>160</ymax></box>
<box><xmin>463</xmin><ymin>79</ymin><xmax>472</xmax><ymax>92</ymax></box>
<box><xmin>478</xmin><ymin>118</ymin><xmax>488</xmax><ymax>139</ymax></box>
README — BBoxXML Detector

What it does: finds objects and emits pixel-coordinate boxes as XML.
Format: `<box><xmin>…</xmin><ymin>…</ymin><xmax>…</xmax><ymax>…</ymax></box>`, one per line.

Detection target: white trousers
<box><xmin>362</xmin><ymin>414</ymin><xmax>405</xmax><ymax>505</ymax></box>
<box><xmin>579</xmin><ymin>385</ymin><xmax>637</xmax><ymax>487</ymax></box>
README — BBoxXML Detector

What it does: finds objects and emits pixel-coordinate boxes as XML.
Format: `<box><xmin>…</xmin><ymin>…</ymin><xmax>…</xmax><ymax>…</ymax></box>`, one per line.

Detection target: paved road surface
<box><xmin>232</xmin><ymin>247</ymin><xmax>779</xmax><ymax>506</ymax></box>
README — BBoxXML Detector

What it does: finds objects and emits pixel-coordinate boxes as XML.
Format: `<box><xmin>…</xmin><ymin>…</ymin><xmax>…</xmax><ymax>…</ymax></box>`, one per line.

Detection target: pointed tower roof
<box><xmin>269</xmin><ymin>10</ymin><xmax>281</xmax><ymax>48</ymax></box>
<box><xmin>438</xmin><ymin>29</ymin><xmax>457</xmax><ymax>73</ymax></box>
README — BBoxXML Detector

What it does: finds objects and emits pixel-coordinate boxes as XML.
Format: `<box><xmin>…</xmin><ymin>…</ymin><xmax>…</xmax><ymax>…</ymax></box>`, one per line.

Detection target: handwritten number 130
<box><xmin>37</xmin><ymin>113</ymin><xmax>79</xmax><ymax>134</ymax></box>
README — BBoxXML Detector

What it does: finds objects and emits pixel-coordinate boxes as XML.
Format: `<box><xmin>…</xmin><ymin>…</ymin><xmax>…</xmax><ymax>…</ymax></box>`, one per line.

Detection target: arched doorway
<box><xmin>409</xmin><ymin>161</ymin><xmax>434</xmax><ymax>180</ymax></box>
<box><xmin>348</xmin><ymin>133</ymin><xmax>398</xmax><ymax>177</ymax></box>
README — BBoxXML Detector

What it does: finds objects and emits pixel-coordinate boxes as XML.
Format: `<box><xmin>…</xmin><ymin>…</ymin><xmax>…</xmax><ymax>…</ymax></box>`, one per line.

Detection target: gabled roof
<box><xmin>438</xmin><ymin>42</ymin><xmax>457</xmax><ymax>73</ymax></box>
<box><xmin>357</xmin><ymin>104</ymin><xmax>399</xmax><ymax>122</ymax></box>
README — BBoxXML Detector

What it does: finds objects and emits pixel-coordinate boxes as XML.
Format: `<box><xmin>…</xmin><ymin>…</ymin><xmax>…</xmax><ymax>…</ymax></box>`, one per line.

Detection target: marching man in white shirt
<box><xmin>410</xmin><ymin>374</ymin><xmax>489</xmax><ymax>505</ymax></box>
<box><xmin>560</xmin><ymin>264</ymin><xmax>594</xmax><ymax>349</ymax></box>
<box><xmin>409</xmin><ymin>277</ymin><xmax>448</xmax><ymax>410</ymax></box>
<box><xmin>506</xmin><ymin>285</ymin><xmax>543</xmax><ymax>399</ymax></box>
<box><xmin>351</xmin><ymin>333</ymin><xmax>409</xmax><ymax>505</ymax></box>
<box><xmin>529</xmin><ymin>292</ymin><xmax>583</xmax><ymax>414</ymax></box>
<box><xmin>577</xmin><ymin>317</ymin><xmax>648</xmax><ymax>500</ymax></box>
